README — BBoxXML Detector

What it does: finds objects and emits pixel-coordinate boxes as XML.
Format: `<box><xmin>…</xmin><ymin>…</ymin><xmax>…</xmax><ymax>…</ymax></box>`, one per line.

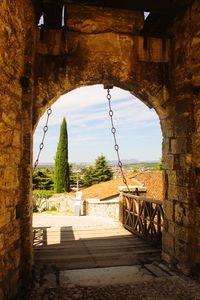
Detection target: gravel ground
<box><xmin>27</xmin><ymin>275</ymin><xmax>200</xmax><ymax>300</ymax></box>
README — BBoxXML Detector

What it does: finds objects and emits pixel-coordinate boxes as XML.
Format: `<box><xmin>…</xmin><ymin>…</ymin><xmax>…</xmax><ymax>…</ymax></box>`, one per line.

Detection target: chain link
<box><xmin>106</xmin><ymin>89</ymin><xmax>130</xmax><ymax>192</ymax></box>
<box><xmin>33</xmin><ymin>107</ymin><xmax>52</xmax><ymax>173</ymax></box>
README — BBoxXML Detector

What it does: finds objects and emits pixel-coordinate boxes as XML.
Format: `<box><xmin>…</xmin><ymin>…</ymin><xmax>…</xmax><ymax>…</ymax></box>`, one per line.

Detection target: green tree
<box><xmin>82</xmin><ymin>165</ymin><xmax>95</xmax><ymax>186</ymax></box>
<box><xmin>33</xmin><ymin>168</ymin><xmax>54</xmax><ymax>190</ymax></box>
<box><xmin>54</xmin><ymin>118</ymin><xmax>70</xmax><ymax>193</ymax></box>
<box><xmin>82</xmin><ymin>155</ymin><xmax>113</xmax><ymax>186</ymax></box>
<box><xmin>93</xmin><ymin>155</ymin><xmax>113</xmax><ymax>184</ymax></box>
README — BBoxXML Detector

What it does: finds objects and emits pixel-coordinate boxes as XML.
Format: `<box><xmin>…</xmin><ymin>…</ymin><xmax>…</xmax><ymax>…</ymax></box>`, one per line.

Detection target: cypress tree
<box><xmin>54</xmin><ymin>118</ymin><xmax>70</xmax><ymax>193</ymax></box>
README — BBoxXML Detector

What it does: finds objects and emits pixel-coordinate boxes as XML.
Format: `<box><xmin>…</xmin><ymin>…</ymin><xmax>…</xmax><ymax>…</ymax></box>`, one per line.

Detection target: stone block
<box><xmin>2</xmin><ymin>110</ymin><xmax>17</xmax><ymax>128</ymax></box>
<box><xmin>0</xmin><ymin>149</ymin><xmax>21</xmax><ymax>167</ymax></box>
<box><xmin>194</xmin><ymin>110</ymin><xmax>200</xmax><ymax>132</ymax></box>
<box><xmin>170</xmin><ymin>137</ymin><xmax>192</xmax><ymax>154</ymax></box>
<box><xmin>167</xmin><ymin>170</ymin><xmax>177</xmax><ymax>185</ymax></box>
<box><xmin>0</xmin><ymin>193</ymin><xmax>6</xmax><ymax>213</ymax></box>
<box><xmin>174</xmin><ymin>203</ymin><xmax>185</xmax><ymax>225</ymax></box>
<box><xmin>164</xmin><ymin>200</ymin><xmax>174</xmax><ymax>221</ymax></box>
<box><xmin>174</xmin><ymin>239</ymin><xmax>190</xmax><ymax>263</ymax></box>
<box><xmin>0</xmin><ymin>167</ymin><xmax>19</xmax><ymax>190</ymax></box>
<box><xmin>176</xmin><ymin>186</ymin><xmax>192</xmax><ymax>204</ymax></box>
<box><xmin>138</xmin><ymin>37</ymin><xmax>169</xmax><ymax>63</ymax></box>
<box><xmin>174</xmin><ymin>202</ymin><xmax>195</xmax><ymax>227</ymax></box>
<box><xmin>174</xmin><ymin>224</ymin><xmax>190</xmax><ymax>242</ymax></box>
<box><xmin>0</xmin><ymin>152</ymin><xmax>10</xmax><ymax>166</ymax></box>
<box><xmin>0</xmin><ymin>212</ymin><xmax>11</xmax><ymax>228</ymax></box>
<box><xmin>162</xmin><ymin>232</ymin><xmax>174</xmax><ymax>255</ymax></box>
<box><xmin>179</xmin><ymin>154</ymin><xmax>193</xmax><ymax>170</ymax></box>
<box><xmin>175</xmin><ymin>99</ymin><xmax>192</xmax><ymax>114</ymax></box>
<box><xmin>5</xmin><ymin>227</ymin><xmax>20</xmax><ymax>247</ymax></box>
<box><xmin>173</xmin><ymin>154</ymin><xmax>181</xmax><ymax>170</ymax></box>
<box><xmin>162</xmin><ymin>251</ymin><xmax>173</xmax><ymax>265</ymax></box>
<box><xmin>0</xmin><ymin>127</ymin><xmax>13</xmax><ymax>147</ymax></box>
<box><xmin>162</xmin><ymin>154</ymin><xmax>174</xmax><ymax>170</ymax></box>
<box><xmin>160</xmin><ymin>119</ymin><xmax>175</xmax><ymax>137</ymax></box>
<box><xmin>0</xmin><ymin>234</ymin><xmax>4</xmax><ymax>251</ymax></box>
<box><xmin>6</xmin><ymin>193</ymin><xmax>20</xmax><ymax>208</ymax></box>
<box><xmin>162</xmin><ymin>137</ymin><xmax>170</xmax><ymax>154</ymax></box>
<box><xmin>171</xmin><ymin>169</ymin><xmax>195</xmax><ymax>187</ymax></box>
<box><xmin>163</xmin><ymin>171</ymin><xmax>168</xmax><ymax>199</ymax></box>
<box><xmin>168</xmin><ymin>221</ymin><xmax>175</xmax><ymax>235</ymax></box>
<box><xmin>174</xmin><ymin>115</ymin><xmax>194</xmax><ymax>137</ymax></box>
<box><xmin>193</xmin><ymin>134</ymin><xmax>200</xmax><ymax>165</ymax></box>
<box><xmin>12</xmin><ymin>130</ymin><xmax>21</xmax><ymax>148</ymax></box>
<box><xmin>66</xmin><ymin>4</ymin><xmax>143</xmax><ymax>34</ymax></box>
<box><xmin>9</xmin><ymin>270</ymin><xmax>20</xmax><ymax>299</ymax></box>
<box><xmin>168</xmin><ymin>184</ymin><xmax>178</xmax><ymax>200</ymax></box>
<box><xmin>13</xmin><ymin>248</ymin><xmax>21</xmax><ymax>269</ymax></box>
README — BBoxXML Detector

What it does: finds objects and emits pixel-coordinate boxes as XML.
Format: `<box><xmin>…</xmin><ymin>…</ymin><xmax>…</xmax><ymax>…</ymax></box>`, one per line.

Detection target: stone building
<box><xmin>0</xmin><ymin>0</ymin><xmax>200</xmax><ymax>298</ymax></box>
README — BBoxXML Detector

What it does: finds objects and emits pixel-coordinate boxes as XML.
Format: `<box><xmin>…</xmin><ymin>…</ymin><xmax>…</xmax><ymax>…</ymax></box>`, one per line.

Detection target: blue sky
<box><xmin>33</xmin><ymin>85</ymin><xmax>162</xmax><ymax>163</ymax></box>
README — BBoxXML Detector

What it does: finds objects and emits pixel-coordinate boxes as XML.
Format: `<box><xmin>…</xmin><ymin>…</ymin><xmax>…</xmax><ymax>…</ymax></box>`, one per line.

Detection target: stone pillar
<box><xmin>0</xmin><ymin>0</ymin><xmax>35</xmax><ymax>298</ymax></box>
<box><xmin>161</xmin><ymin>116</ymin><xmax>196</xmax><ymax>273</ymax></box>
<box><xmin>161</xmin><ymin>0</ymin><xmax>200</xmax><ymax>273</ymax></box>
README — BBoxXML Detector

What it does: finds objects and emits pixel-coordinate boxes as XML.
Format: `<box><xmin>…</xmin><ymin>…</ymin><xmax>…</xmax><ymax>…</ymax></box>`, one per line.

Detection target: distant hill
<box><xmin>109</xmin><ymin>159</ymin><xmax>139</xmax><ymax>166</ymax></box>
<box><xmin>36</xmin><ymin>159</ymin><xmax>159</xmax><ymax>169</ymax></box>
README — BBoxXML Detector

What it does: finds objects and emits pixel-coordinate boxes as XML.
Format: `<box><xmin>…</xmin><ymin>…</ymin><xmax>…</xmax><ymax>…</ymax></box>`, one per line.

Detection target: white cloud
<box><xmin>34</xmin><ymin>85</ymin><xmax>162</xmax><ymax>163</ymax></box>
<box><xmin>37</xmin><ymin>85</ymin><xmax>137</xmax><ymax>126</ymax></box>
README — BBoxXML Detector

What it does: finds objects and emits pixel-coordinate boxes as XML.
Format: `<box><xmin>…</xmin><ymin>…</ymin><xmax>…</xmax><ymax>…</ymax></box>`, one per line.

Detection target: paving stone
<box><xmin>144</xmin><ymin>264</ymin><xmax>170</xmax><ymax>277</ymax></box>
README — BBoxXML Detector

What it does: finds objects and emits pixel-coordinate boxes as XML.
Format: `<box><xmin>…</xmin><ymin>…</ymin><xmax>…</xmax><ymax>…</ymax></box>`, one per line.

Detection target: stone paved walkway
<box><xmin>33</xmin><ymin>214</ymin><xmax>122</xmax><ymax>230</ymax></box>
<box><xmin>33</xmin><ymin>214</ymin><xmax>161</xmax><ymax>270</ymax></box>
<box><xmin>29</xmin><ymin>214</ymin><xmax>200</xmax><ymax>300</ymax></box>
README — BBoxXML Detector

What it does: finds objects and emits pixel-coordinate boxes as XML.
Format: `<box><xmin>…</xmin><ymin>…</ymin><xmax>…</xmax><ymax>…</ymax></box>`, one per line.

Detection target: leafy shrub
<box><xmin>33</xmin><ymin>189</ymin><xmax>54</xmax><ymax>199</ymax></box>
<box><xmin>32</xmin><ymin>190</ymin><xmax>54</xmax><ymax>212</ymax></box>
<box><xmin>48</xmin><ymin>205</ymin><xmax>57</xmax><ymax>212</ymax></box>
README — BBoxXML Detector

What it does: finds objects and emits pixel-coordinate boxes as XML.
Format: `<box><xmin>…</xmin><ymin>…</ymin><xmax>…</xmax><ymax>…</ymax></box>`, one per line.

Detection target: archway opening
<box><xmin>34</xmin><ymin>84</ymin><xmax>162</xmax><ymax>170</ymax></box>
<box><xmin>32</xmin><ymin>84</ymin><xmax>164</xmax><ymax>286</ymax></box>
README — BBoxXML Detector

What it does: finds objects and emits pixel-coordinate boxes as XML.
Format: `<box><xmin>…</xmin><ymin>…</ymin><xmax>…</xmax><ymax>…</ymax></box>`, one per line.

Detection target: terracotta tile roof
<box><xmin>73</xmin><ymin>177</ymin><xmax>143</xmax><ymax>200</ymax></box>
<box><xmin>132</xmin><ymin>171</ymin><xmax>163</xmax><ymax>200</ymax></box>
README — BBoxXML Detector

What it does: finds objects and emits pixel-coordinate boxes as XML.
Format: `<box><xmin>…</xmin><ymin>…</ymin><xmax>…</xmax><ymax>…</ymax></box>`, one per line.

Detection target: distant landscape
<box><xmin>36</xmin><ymin>159</ymin><xmax>159</xmax><ymax>168</ymax></box>
<box><xmin>35</xmin><ymin>160</ymin><xmax>160</xmax><ymax>172</ymax></box>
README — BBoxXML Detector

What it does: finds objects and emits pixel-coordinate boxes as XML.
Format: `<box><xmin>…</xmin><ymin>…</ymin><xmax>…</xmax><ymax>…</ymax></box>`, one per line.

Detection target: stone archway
<box><xmin>0</xmin><ymin>0</ymin><xmax>199</xmax><ymax>298</ymax></box>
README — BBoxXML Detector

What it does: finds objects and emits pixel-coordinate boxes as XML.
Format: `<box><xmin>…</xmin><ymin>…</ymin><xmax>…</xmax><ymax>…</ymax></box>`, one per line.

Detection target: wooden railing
<box><xmin>122</xmin><ymin>192</ymin><xmax>164</xmax><ymax>245</ymax></box>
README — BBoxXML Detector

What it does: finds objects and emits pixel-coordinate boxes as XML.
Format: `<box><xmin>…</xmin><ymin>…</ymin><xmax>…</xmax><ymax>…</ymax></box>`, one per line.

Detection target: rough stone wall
<box><xmin>161</xmin><ymin>0</ymin><xmax>200</xmax><ymax>273</ymax></box>
<box><xmin>0</xmin><ymin>1</ymin><xmax>35</xmax><ymax>298</ymax></box>
<box><xmin>32</xmin><ymin>6</ymin><xmax>168</xmax><ymax>126</ymax></box>
<box><xmin>32</xmin><ymin>2</ymin><xmax>200</xmax><ymax>274</ymax></box>
<box><xmin>47</xmin><ymin>194</ymin><xmax>75</xmax><ymax>214</ymax></box>
<box><xmin>0</xmin><ymin>1</ymin><xmax>200</xmax><ymax>298</ymax></box>
<box><xmin>86</xmin><ymin>199</ymin><xmax>120</xmax><ymax>220</ymax></box>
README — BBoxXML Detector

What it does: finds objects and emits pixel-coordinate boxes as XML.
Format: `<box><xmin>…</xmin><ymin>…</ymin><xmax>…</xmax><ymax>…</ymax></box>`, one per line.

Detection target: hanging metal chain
<box><xmin>106</xmin><ymin>88</ymin><xmax>130</xmax><ymax>192</ymax></box>
<box><xmin>33</xmin><ymin>107</ymin><xmax>52</xmax><ymax>173</ymax></box>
